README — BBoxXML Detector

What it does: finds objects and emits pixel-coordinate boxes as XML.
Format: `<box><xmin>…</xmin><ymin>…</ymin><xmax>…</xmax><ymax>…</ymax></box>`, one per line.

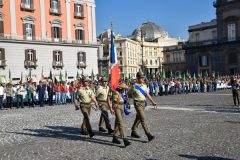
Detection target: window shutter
<box><xmin>33</xmin><ymin>50</ymin><xmax>36</xmax><ymax>61</ymax></box>
<box><xmin>82</xmin><ymin>5</ymin><xmax>84</xmax><ymax>16</ymax></box>
<box><xmin>23</xmin><ymin>23</ymin><xmax>26</xmax><ymax>39</ymax></box>
<box><xmin>82</xmin><ymin>30</ymin><xmax>85</xmax><ymax>41</ymax></box>
<box><xmin>51</xmin><ymin>27</ymin><xmax>54</xmax><ymax>40</ymax></box>
<box><xmin>58</xmin><ymin>0</ymin><xmax>61</xmax><ymax>14</ymax></box>
<box><xmin>2</xmin><ymin>48</ymin><xmax>5</xmax><ymax>61</ymax></box>
<box><xmin>59</xmin><ymin>27</ymin><xmax>62</xmax><ymax>40</ymax></box>
<box><xmin>75</xmin><ymin>30</ymin><xmax>78</xmax><ymax>40</ymax></box>
<box><xmin>77</xmin><ymin>52</ymin><xmax>80</xmax><ymax>62</ymax></box>
<box><xmin>74</xmin><ymin>3</ymin><xmax>76</xmax><ymax>13</ymax></box>
<box><xmin>60</xmin><ymin>51</ymin><xmax>63</xmax><ymax>61</ymax></box>
<box><xmin>83</xmin><ymin>52</ymin><xmax>86</xmax><ymax>63</ymax></box>
<box><xmin>25</xmin><ymin>49</ymin><xmax>28</xmax><ymax>61</ymax></box>
<box><xmin>206</xmin><ymin>56</ymin><xmax>209</xmax><ymax>66</ymax></box>
<box><xmin>199</xmin><ymin>56</ymin><xmax>202</xmax><ymax>66</ymax></box>
<box><xmin>0</xmin><ymin>21</ymin><xmax>4</xmax><ymax>34</ymax></box>
<box><xmin>32</xmin><ymin>24</ymin><xmax>35</xmax><ymax>40</ymax></box>
<box><xmin>53</xmin><ymin>51</ymin><xmax>56</xmax><ymax>61</ymax></box>
<box><xmin>30</xmin><ymin>0</ymin><xmax>34</xmax><ymax>8</ymax></box>
<box><xmin>50</xmin><ymin>0</ymin><xmax>52</xmax><ymax>8</ymax></box>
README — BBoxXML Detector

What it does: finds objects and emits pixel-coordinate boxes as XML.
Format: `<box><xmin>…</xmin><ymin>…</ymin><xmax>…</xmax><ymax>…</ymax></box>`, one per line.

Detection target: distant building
<box><xmin>184</xmin><ymin>0</ymin><xmax>240</xmax><ymax>75</ymax></box>
<box><xmin>98</xmin><ymin>22</ymin><xmax>181</xmax><ymax>79</ymax></box>
<box><xmin>0</xmin><ymin>0</ymin><xmax>99</xmax><ymax>83</ymax></box>
<box><xmin>162</xmin><ymin>42</ymin><xmax>186</xmax><ymax>76</ymax></box>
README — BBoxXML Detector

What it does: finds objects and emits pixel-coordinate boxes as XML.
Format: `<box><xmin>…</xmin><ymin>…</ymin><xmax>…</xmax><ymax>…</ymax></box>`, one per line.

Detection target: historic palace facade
<box><xmin>0</xmin><ymin>0</ymin><xmax>99</xmax><ymax>82</ymax></box>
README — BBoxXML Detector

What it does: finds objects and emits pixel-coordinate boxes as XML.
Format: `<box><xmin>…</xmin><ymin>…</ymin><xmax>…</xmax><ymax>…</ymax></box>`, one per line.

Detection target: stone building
<box><xmin>185</xmin><ymin>0</ymin><xmax>240</xmax><ymax>75</ymax></box>
<box><xmin>98</xmin><ymin>22</ymin><xmax>181</xmax><ymax>79</ymax></box>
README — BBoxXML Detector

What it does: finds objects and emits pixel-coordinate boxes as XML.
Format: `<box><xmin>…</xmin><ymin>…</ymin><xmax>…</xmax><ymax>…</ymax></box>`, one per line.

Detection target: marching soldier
<box><xmin>128</xmin><ymin>71</ymin><xmax>157</xmax><ymax>141</ymax></box>
<box><xmin>96</xmin><ymin>77</ymin><xmax>114</xmax><ymax>134</ymax></box>
<box><xmin>108</xmin><ymin>83</ymin><xmax>131</xmax><ymax>147</ymax></box>
<box><xmin>74</xmin><ymin>76</ymin><xmax>99</xmax><ymax>138</ymax></box>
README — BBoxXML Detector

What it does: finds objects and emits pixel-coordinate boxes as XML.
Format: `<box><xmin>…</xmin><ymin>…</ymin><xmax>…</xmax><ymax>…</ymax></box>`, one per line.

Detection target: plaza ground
<box><xmin>0</xmin><ymin>90</ymin><xmax>239</xmax><ymax>160</ymax></box>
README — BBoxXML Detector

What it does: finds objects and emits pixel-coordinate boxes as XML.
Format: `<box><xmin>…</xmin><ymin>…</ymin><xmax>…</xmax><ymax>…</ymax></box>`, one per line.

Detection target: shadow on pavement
<box><xmin>203</xmin><ymin>107</ymin><xmax>240</xmax><ymax>114</ymax></box>
<box><xmin>179</xmin><ymin>154</ymin><xmax>235</xmax><ymax>160</ymax></box>
<box><xmin>224</xmin><ymin>121</ymin><xmax>240</xmax><ymax>124</ymax></box>
<box><xmin>8</xmin><ymin>125</ymin><xmax>121</xmax><ymax>147</ymax></box>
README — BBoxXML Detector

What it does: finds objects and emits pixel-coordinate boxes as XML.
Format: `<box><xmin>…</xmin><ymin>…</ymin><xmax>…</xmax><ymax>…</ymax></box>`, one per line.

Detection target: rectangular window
<box><xmin>199</xmin><ymin>56</ymin><xmax>208</xmax><ymax>67</ymax></box>
<box><xmin>228</xmin><ymin>23</ymin><xmax>236</xmax><ymax>41</ymax></box>
<box><xmin>195</xmin><ymin>33</ymin><xmax>200</xmax><ymax>42</ymax></box>
<box><xmin>28</xmin><ymin>50</ymin><xmax>33</xmax><ymax>61</ymax></box>
<box><xmin>53</xmin><ymin>27</ymin><xmax>60</xmax><ymax>38</ymax></box>
<box><xmin>76</xmin><ymin>29</ymin><xmax>83</xmax><ymax>40</ymax></box>
<box><xmin>24</xmin><ymin>0</ymin><xmax>31</xmax><ymax>5</ymax></box>
<box><xmin>0</xmin><ymin>50</ymin><xmax>2</xmax><ymax>60</ymax></box>
<box><xmin>55</xmin><ymin>51</ymin><xmax>60</xmax><ymax>62</ymax></box>
<box><xmin>26</xmin><ymin>24</ymin><xmax>32</xmax><ymax>37</ymax></box>
<box><xmin>78</xmin><ymin>53</ymin><xmax>83</xmax><ymax>62</ymax></box>
<box><xmin>76</xmin><ymin>4</ymin><xmax>81</xmax><ymax>13</ymax></box>
<box><xmin>51</xmin><ymin>0</ymin><xmax>58</xmax><ymax>9</ymax></box>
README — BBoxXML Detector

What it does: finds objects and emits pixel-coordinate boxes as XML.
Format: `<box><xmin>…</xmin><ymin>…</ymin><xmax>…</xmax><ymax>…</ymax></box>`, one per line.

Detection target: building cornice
<box><xmin>0</xmin><ymin>39</ymin><xmax>100</xmax><ymax>48</ymax></box>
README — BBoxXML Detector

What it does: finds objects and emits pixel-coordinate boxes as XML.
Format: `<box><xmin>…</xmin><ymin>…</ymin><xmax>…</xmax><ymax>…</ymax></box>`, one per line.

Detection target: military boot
<box><xmin>123</xmin><ymin>138</ymin><xmax>131</xmax><ymax>147</ymax></box>
<box><xmin>99</xmin><ymin>127</ymin><xmax>107</xmax><ymax>132</ymax></box>
<box><xmin>112</xmin><ymin>136</ymin><xmax>121</xmax><ymax>144</ymax></box>
<box><xmin>147</xmin><ymin>133</ymin><xmax>155</xmax><ymax>141</ymax></box>
<box><xmin>80</xmin><ymin>130</ymin><xmax>88</xmax><ymax>135</ymax></box>
<box><xmin>131</xmin><ymin>131</ymin><xmax>141</xmax><ymax>138</ymax></box>
<box><xmin>108</xmin><ymin>128</ymin><xmax>114</xmax><ymax>135</ymax></box>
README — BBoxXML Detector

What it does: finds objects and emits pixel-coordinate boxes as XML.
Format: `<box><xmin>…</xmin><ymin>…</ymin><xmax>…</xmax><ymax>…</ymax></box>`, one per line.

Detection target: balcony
<box><xmin>77</xmin><ymin>62</ymin><xmax>87</xmax><ymax>69</ymax></box>
<box><xmin>50</xmin><ymin>8</ymin><xmax>61</xmax><ymax>15</ymax></box>
<box><xmin>52</xmin><ymin>61</ymin><xmax>64</xmax><ymax>69</ymax></box>
<box><xmin>74</xmin><ymin>12</ymin><xmax>85</xmax><ymax>19</ymax></box>
<box><xmin>0</xmin><ymin>60</ymin><xmax>6</xmax><ymax>68</ymax></box>
<box><xmin>24</xmin><ymin>60</ymin><xmax>37</xmax><ymax>69</ymax></box>
<box><xmin>21</xmin><ymin>3</ymin><xmax>35</xmax><ymax>11</ymax></box>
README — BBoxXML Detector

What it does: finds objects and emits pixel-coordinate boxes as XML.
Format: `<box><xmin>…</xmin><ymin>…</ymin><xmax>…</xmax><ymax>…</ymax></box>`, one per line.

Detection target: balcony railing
<box><xmin>0</xmin><ymin>34</ymin><xmax>101</xmax><ymax>45</ymax></box>
<box><xmin>49</xmin><ymin>8</ymin><xmax>61</xmax><ymax>15</ymax></box>
<box><xmin>21</xmin><ymin>3</ymin><xmax>34</xmax><ymax>11</ymax></box>
<box><xmin>77</xmin><ymin>62</ymin><xmax>87</xmax><ymax>69</ymax></box>
<box><xmin>24</xmin><ymin>60</ymin><xmax>37</xmax><ymax>69</ymax></box>
<box><xmin>52</xmin><ymin>61</ymin><xmax>64</xmax><ymax>69</ymax></box>
<box><xmin>184</xmin><ymin>39</ymin><xmax>218</xmax><ymax>48</ymax></box>
<box><xmin>0</xmin><ymin>60</ymin><xmax>6</xmax><ymax>68</ymax></box>
<box><xmin>74</xmin><ymin>12</ymin><xmax>85</xmax><ymax>19</ymax></box>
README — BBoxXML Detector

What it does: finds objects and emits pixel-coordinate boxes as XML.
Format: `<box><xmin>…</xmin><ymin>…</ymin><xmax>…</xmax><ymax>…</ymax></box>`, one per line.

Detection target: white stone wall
<box><xmin>0</xmin><ymin>42</ymin><xmax>98</xmax><ymax>82</ymax></box>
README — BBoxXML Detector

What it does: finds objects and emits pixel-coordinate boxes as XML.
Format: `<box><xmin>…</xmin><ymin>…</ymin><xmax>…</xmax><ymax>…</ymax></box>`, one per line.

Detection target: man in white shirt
<box><xmin>0</xmin><ymin>83</ymin><xmax>4</xmax><ymax>110</ymax></box>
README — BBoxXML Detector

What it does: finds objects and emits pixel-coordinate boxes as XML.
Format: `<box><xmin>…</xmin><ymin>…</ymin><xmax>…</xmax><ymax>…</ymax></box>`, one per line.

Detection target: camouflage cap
<box><xmin>136</xmin><ymin>71</ymin><xmax>145</xmax><ymax>78</ymax></box>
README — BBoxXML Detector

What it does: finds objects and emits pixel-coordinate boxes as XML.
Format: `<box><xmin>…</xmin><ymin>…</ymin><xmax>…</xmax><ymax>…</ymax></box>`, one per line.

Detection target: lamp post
<box><xmin>141</xmin><ymin>28</ymin><xmax>146</xmax><ymax>72</ymax></box>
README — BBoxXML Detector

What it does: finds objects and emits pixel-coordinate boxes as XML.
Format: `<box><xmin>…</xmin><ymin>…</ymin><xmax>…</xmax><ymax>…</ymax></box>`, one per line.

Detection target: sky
<box><xmin>95</xmin><ymin>0</ymin><xmax>216</xmax><ymax>40</ymax></box>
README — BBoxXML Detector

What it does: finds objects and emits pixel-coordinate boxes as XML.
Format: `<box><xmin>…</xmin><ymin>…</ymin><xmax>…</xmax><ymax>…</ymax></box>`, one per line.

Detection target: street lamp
<box><xmin>141</xmin><ymin>28</ymin><xmax>146</xmax><ymax>72</ymax></box>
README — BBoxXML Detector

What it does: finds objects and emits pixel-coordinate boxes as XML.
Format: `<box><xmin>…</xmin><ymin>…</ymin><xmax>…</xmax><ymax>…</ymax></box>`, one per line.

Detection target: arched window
<box><xmin>150</xmin><ymin>60</ymin><xmax>152</xmax><ymax>65</ymax></box>
<box><xmin>145</xmin><ymin>60</ymin><xmax>148</xmax><ymax>65</ymax></box>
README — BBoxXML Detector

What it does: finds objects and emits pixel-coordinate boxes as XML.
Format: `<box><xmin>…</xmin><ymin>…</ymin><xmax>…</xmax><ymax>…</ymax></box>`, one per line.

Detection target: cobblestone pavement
<box><xmin>0</xmin><ymin>90</ymin><xmax>239</xmax><ymax>160</ymax></box>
